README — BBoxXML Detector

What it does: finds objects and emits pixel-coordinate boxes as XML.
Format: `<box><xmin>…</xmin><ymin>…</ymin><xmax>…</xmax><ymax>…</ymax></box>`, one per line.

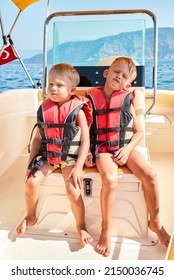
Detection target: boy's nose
<box><xmin>116</xmin><ymin>73</ymin><xmax>121</xmax><ymax>79</ymax></box>
<box><xmin>51</xmin><ymin>85</ymin><xmax>57</xmax><ymax>91</ymax></box>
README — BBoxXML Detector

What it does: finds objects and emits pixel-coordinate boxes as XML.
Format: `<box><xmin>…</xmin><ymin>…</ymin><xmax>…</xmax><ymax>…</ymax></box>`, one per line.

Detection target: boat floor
<box><xmin>0</xmin><ymin>152</ymin><xmax>173</xmax><ymax>260</ymax></box>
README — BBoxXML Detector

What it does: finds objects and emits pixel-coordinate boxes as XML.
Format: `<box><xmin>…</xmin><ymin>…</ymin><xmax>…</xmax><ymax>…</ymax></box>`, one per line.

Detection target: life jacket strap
<box><xmin>42</xmin><ymin>151</ymin><xmax>78</xmax><ymax>159</ymax></box>
<box><xmin>27</xmin><ymin>123</ymin><xmax>38</xmax><ymax>153</ymax></box>
<box><xmin>120</xmin><ymin>138</ymin><xmax>131</xmax><ymax>147</ymax></box>
<box><xmin>41</xmin><ymin>138</ymin><xmax>80</xmax><ymax>146</ymax></box>
<box><xmin>96</xmin><ymin>140</ymin><xmax>119</xmax><ymax>147</ymax></box>
<box><xmin>94</xmin><ymin>139</ymin><xmax>121</xmax><ymax>158</ymax></box>
<box><xmin>37</xmin><ymin>122</ymin><xmax>75</xmax><ymax>129</ymax></box>
<box><xmin>96</xmin><ymin>125</ymin><xmax>133</xmax><ymax>135</ymax></box>
<box><xmin>28</xmin><ymin>155</ymin><xmax>47</xmax><ymax>174</ymax></box>
<box><xmin>42</xmin><ymin>151</ymin><xmax>62</xmax><ymax>158</ymax></box>
<box><xmin>96</xmin><ymin>127</ymin><xmax>121</xmax><ymax>134</ymax></box>
<box><xmin>95</xmin><ymin>106</ymin><xmax>130</xmax><ymax>115</ymax></box>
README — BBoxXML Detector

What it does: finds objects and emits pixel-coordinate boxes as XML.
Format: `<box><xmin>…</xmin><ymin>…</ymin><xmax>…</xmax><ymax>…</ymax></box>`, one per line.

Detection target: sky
<box><xmin>0</xmin><ymin>0</ymin><xmax>174</xmax><ymax>57</ymax></box>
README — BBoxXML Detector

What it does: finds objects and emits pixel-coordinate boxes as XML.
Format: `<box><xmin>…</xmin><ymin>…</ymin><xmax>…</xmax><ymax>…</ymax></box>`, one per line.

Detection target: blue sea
<box><xmin>0</xmin><ymin>59</ymin><xmax>174</xmax><ymax>92</ymax></box>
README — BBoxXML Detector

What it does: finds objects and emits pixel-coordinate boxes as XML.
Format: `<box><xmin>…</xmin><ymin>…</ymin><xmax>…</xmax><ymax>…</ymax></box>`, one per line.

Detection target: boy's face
<box><xmin>47</xmin><ymin>72</ymin><xmax>75</xmax><ymax>105</ymax></box>
<box><xmin>104</xmin><ymin>60</ymin><xmax>132</xmax><ymax>92</ymax></box>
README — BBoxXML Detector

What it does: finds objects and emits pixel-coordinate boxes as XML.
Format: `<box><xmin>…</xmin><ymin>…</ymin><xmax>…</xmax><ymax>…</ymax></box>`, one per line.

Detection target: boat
<box><xmin>0</xmin><ymin>2</ymin><xmax>174</xmax><ymax>262</ymax></box>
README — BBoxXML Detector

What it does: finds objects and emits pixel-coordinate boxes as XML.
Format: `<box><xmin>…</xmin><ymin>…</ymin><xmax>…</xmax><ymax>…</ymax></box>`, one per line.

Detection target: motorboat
<box><xmin>0</xmin><ymin>4</ymin><xmax>174</xmax><ymax>261</ymax></box>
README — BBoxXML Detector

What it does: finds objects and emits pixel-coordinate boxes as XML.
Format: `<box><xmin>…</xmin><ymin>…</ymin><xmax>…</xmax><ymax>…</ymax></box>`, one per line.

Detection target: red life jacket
<box><xmin>35</xmin><ymin>94</ymin><xmax>92</xmax><ymax>166</ymax></box>
<box><xmin>87</xmin><ymin>87</ymin><xmax>133</xmax><ymax>156</ymax></box>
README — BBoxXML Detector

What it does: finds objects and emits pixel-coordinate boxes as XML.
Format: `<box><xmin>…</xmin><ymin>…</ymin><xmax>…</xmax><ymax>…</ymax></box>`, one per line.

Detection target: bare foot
<box><xmin>16</xmin><ymin>216</ymin><xmax>37</xmax><ymax>235</ymax></box>
<box><xmin>77</xmin><ymin>226</ymin><xmax>93</xmax><ymax>246</ymax></box>
<box><xmin>95</xmin><ymin>229</ymin><xmax>111</xmax><ymax>257</ymax></box>
<box><xmin>149</xmin><ymin>221</ymin><xmax>171</xmax><ymax>247</ymax></box>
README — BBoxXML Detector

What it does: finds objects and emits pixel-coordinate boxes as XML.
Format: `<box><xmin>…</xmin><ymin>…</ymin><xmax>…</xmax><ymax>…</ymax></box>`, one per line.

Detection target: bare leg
<box><xmin>16</xmin><ymin>163</ymin><xmax>54</xmax><ymax>235</ymax></box>
<box><xmin>126</xmin><ymin>149</ymin><xmax>170</xmax><ymax>247</ymax></box>
<box><xmin>62</xmin><ymin>166</ymin><xmax>93</xmax><ymax>246</ymax></box>
<box><xmin>95</xmin><ymin>153</ymin><xmax>118</xmax><ymax>256</ymax></box>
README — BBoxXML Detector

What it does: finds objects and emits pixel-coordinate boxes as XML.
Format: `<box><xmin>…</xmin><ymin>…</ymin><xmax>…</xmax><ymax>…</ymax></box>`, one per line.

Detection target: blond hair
<box><xmin>49</xmin><ymin>63</ymin><xmax>80</xmax><ymax>86</ymax></box>
<box><xmin>110</xmin><ymin>56</ymin><xmax>137</xmax><ymax>82</ymax></box>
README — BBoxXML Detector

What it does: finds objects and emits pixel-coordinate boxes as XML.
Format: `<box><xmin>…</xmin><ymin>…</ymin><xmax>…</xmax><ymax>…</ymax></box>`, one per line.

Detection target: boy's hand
<box><xmin>85</xmin><ymin>152</ymin><xmax>96</xmax><ymax>167</ymax></box>
<box><xmin>67</xmin><ymin>166</ymin><xmax>83</xmax><ymax>189</ymax></box>
<box><xmin>113</xmin><ymin>147</ymin><xmax>130</xmax><ymax>166</ymax></box>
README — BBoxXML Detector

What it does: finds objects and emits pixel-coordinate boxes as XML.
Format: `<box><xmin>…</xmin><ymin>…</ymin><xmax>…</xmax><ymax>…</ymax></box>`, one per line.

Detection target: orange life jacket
<box><xmin>87</xmin><ymin>87</ymin><xmax>133</xmax><ymax>157</ymax></box>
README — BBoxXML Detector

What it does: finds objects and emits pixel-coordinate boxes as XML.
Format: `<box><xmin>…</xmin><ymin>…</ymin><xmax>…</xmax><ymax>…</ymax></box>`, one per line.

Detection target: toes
<box><xmin>16</xmin><ymin>225</ymin><xmax>27</xmax><ymax>235</ymax></box>
<box><xmin>16</xmin><ymin>217</ymin><xmax>37</xmax><ymax>236</ymax></box>
<box><xmin>82</xmin><ymin>235</ymin><xmax>93</xmax><ymax>245</ymax></box>
<box><xmin>96</xmin><ymin>244</ymin><xmax>110</xmax><ymax>257</ymax></box>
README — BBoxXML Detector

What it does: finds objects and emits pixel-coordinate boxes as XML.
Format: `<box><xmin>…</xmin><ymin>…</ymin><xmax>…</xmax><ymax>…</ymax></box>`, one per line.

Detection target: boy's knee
<box><xmin>25</xmin><ymin>177</ymin><xmax>37</xmax><ymax>193</ymax></box>
<box><xmin>102</xmin><ymin>172</ymin><xmax>117</xmax><ymax>190</ymax></box>
<box><xmin>147</xmin><ymin>167</ymin><xmax>157</xmax><ymax>183</ymax></box>
<box><xmin>66</xmin><ymin>187</ymin><xmax>80</xmax><ymax>201</ymax></box>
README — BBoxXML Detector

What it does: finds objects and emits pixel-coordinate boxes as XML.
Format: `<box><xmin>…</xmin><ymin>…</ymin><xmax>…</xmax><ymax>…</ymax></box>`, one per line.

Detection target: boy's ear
<box><xmin>70</xmin><ymin>87</ymin><xmax>76</xmax><ymax>95</ymax></box>
<box><xmin>125</xmin><ymin>83</ymin><xmax>131</xmax><ymax>89</ymax></box>
<box><xmin>103</xmin><ymin>68</ymin><xmax>109</xmax><ymax>78</ymax></box>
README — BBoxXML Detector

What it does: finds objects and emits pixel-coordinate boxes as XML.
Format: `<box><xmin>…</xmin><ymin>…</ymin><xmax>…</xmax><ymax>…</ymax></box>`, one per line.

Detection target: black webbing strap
<box><xmin>95</xmin><ymin>140</ymin><xmax>119</xmax><ymax>147</ymax></box>
<box><xmin>42</xmin><ymin>151</ymin><xmax>62</xmax><ymax>158</ymax></box>
<box><xmin>96</xmin><ymin>127</ymin><xmax>121</xmax><ymax>134</ymax></box>
<box><xmin>37</xmin><ymin>122</ymin><xmax>75</xmax><ymax>129</ymax></box>
<box><xmin>119</xmin><ymin>138</ymin><xmax>131</xmax><ymax>147</ymax></box>
<box><xmin>28</xmin><ymin>123</ymin><xmax>38</xmax><ymax>153</ymax></box>
<box><xmin>41</xmin><ymin>138</ymin><xmax>80</xmax><ymax>146</ymax></box>
<box><xmin>27</xmin><ymin>122</ymin><xmax>75</xmax><ymax>153</ymax></box>
<box><xmin>95</xmin><ymin>106</ymin><xmax>130</xmax><ymax>115</ymax></box>
<box><xmin>96</xmin><ymin>125</ymin><xmax>133</xmax><ymax>135</ymax></box>
<box><xmin>42</xmin><ymin>151</ymin><xmax>78</xmax><ymax>159</ymax></box>
<box><xmin>28</xmin><ymin>155</ymin><xmax>47</xmax><ymax>174</ymax></box>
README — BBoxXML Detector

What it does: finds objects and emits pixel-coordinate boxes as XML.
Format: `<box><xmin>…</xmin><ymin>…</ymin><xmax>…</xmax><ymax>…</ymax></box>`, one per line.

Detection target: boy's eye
<box><xmin>114</xmin><ymin>70</ymin><xmax>120</xmax><ymax>74</ymax></box>
<box><xmin>123</xmin><ymin>75</ymin><xmax>128</xmax><ymax>79</ymax></box>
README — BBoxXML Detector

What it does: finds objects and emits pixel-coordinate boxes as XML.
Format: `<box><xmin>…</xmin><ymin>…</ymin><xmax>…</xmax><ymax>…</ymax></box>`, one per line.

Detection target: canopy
<box><xmin>12</xmin><ymin>0</ymin><xmax>40</xmax><ymax>11</ymax></box>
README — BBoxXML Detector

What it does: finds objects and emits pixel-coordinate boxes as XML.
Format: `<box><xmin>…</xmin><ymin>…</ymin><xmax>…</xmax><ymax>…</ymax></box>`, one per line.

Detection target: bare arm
<box><xmin>67</xmin><ymin>109</ymin><xmax>90</xmax><ymax>188</ymax></box>
<box><xmin>75</xmin><ymin>110</ymin><xmax>90</xmax><ymax>168</ymax></box>
<box><xmin>126</xmin><ymin>104</ymin><xmax>143</xmax><ymax>149</ymax></box>
<box><xmin>113</xmin><ymin>105</ymin><xmax>143</xmax><ymax>165</ymax></box>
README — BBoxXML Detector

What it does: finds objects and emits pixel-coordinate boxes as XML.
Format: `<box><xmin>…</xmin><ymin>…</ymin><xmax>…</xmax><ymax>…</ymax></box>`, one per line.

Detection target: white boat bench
<box><xmin>145</xmin><ymin>89</ymin><xmax>174</xmax><ymax>153</ymax></box>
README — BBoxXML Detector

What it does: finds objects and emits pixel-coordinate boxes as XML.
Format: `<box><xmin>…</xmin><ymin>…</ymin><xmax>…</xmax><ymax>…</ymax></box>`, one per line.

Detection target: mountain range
<box><xmin>24</xmin><ymin>27</ymin><xmax>174</xmax><ymax>64</ymax></box>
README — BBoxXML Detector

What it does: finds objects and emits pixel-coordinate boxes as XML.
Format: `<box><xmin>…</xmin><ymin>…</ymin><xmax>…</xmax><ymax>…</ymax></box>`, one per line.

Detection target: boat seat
<box><xmin>146</xmin><ymin>114</ymin><xmax>171</xmax><ymax>129</ymax></box>
<box><xmin>37</xmin><ymin>146</ymin><xmax>150</xmax><ymax>241</ymax></box>
<box><xmin>35</xmin><ymin>57</ymin><xmax>155</xmax><ymax>244</ymax></box>
<box><xmin>145</xmin><ymin>89</ymin><xmax>174</xmax><ymax>153</ymax></box>
<box><xmin>146</xmin><ymin>89</ymin><xmax>174</xmax><ymax>129</ymax></box>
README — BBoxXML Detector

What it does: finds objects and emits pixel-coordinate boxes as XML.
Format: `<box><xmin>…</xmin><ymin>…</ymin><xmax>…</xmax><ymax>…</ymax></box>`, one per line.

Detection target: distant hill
<box><xmin>24</xmin><ymin>27</ymin><xmax>174</xmax><ymax>64</ymax></box>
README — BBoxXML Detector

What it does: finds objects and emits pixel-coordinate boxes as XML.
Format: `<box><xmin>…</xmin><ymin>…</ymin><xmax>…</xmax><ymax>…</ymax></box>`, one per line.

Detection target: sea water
<box><xmin>0</xmin><ymin>59</ymin><xmax>174</xmax><ymax>92</ymax></box>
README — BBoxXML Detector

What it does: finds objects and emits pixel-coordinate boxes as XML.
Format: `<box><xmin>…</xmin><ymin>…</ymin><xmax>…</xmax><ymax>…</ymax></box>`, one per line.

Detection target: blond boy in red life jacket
<box><xmin>85</xmin><ymin>56</ymin><xmax>170</xmax><ymax>257</ymax></box>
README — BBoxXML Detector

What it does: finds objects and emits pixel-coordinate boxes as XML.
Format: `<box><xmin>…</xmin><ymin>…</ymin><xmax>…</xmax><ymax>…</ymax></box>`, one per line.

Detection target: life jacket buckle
<box><xmin>39</xmin><ymin>122</ymin><xmax>48</xmax><ymax>129</ymax></box>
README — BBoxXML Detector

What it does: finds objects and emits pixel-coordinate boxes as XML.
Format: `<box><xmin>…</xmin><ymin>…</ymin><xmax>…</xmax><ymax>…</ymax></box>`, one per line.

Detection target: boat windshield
<box><xmin>52</xmin><ymin>17</ymin><xmax>146</xmax><ymax>66</ymax></box>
